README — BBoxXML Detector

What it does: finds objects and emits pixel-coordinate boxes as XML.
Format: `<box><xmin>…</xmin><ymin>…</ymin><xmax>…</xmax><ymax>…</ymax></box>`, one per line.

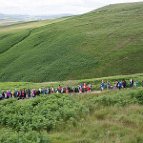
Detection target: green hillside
<box><xmin>0</xmin><ymin>2</ymin><xmax>143</xmax><ymax>82</ymax></box>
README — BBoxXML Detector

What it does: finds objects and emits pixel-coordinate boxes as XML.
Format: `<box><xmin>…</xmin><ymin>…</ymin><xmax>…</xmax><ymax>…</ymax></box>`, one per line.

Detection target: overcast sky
<box><xmin>0</xmin><ymin>0</ymin><xmax>142</xmax><ymax>15</ymax></box>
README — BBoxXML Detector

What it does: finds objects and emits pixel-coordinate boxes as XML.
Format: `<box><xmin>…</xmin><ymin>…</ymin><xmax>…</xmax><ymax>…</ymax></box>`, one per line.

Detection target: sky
<box><xmin>0</xmin><ymin>0</ymin><xmax>142</xmax><ymax>16</ymax></box>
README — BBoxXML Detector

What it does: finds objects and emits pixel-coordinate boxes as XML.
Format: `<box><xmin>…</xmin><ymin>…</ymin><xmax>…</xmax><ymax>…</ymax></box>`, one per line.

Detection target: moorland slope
<box><xmin>0</xmin><ymin>2</ymin><xmax>143</xmax><ymax>82</ymax></box>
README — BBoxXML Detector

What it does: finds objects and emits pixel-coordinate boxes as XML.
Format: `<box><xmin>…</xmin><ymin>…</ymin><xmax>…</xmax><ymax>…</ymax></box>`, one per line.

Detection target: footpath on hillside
<box><xmin>0</xmin><ymin>79</ymin><xmax>143</xmax><ymax>100</ymax></box>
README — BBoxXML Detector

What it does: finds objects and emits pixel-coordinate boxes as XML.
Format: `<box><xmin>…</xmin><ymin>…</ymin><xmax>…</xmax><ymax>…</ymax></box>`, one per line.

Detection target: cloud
<box><xmin>0</xmin><ymin>0</ymin><xmax>142</xmax><ymax>15</ymax></box>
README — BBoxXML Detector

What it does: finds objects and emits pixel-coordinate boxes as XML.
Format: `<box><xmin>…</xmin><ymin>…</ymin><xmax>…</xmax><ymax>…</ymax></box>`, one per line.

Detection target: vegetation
<box><xmin>0</xmin><ymin>73</ymin><xmax>143</xmax><ymax>91</ymax></box>
<box><xmin>0</xmin><ymin>2</ymin><xmax>143</xmax><ymax>142</ymax></box>
<box><xmin>0</xmin><ymin>87</ymin><xmax>143</xmax><ymax>143</ymax></box>
<box><xmin>0</xmin><ymin>2</ymin><xmax>143</xmax><ymax>82</ymax></box>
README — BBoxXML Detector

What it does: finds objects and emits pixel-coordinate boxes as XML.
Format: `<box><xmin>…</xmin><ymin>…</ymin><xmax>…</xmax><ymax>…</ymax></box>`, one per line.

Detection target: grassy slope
<box><xmin>0</xmin><ymin>18</ymin><xmax>67</xmax><ymax>32</ymax></box>
<box><xmin>0</xmin><ymin>2</ymin><xmax>143</xmax><ymax>82</ymax></box>
<box><xmin>0</xmin><ymin>88</ymin><xmax>143</xmax><ymax>143</ymax></box>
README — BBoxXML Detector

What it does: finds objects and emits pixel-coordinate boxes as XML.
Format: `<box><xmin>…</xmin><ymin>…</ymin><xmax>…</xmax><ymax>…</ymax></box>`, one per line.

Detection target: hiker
<box><xmin>68</xmin><ymin>87</ymin><xmax>73</xmax><ymax>93</ymax></box>
<box><xmin>14</xmin><ymin>89</ymin><xmax>17</xmax><ymax>98</ymax></box>
<box><xmin>19</xmin><ymin>90</ymin><xmax>22</xmax><ymax>99</ymax></box>
<box><xmin>58</xmin><ymin>85</ymin><xmax>62</xmax><ymax>93</ymax></box>
<box><xmin>51</xmin><ymin>86</ymin><xmax>55</xmax><ymax>93</ymax></box>
<box><xmin>122</xmin><ymin>80</ymin><xmax>127</xmax><ymax>88</ymax></box>
<box><xmin>61</xmin><ymin>87</ymin><xmax>64</xmax><ymax>94</ymax></box>
<box><xmin>44</xmin><ymin>88</ymin><xmax>47</xmax><ymax>94</ymax></box>
<box><xmin>48</xmin><ymin>88</ymin><xmax>51</xmax><ymax>94</ymax></box>
<box><xmin>6</xmin><ymin>90</ymin><xmax>11</xmax><ymax>99</ymax></box>
<box><xmin>130</xmin><ymin>79</ymin><xmax>134</xmax><ymax>87</ymax></box>
<box><xmin>18</xmin><ymin>91</ymin><xmax>20</xmax><ymax>98</ymax></box>
<box><xmin>36</xmin><ymin>89</ymin><xmax>41</xmax><ymax>96</ymax></box>
<box><xmin>2</xmin><ymin>91</ymin><xmax>5</xmax><ymax>99</ymax></box>
<box><xmin>87</xmin><ymin>84</ymin><xmax>91</xmax><ymax>92</ymax></box>
<box><xmin>75</xmin><ymin>87</ymin><xmax>79</xmax><ymax>93</ymax></box>
<box><xmin>78</xmin><ymin>85</ymin><xmax>82</xmax><ymax>93</ymax></box>
<box><xmin>100</xmin><ymin>80</ymin><xmax>105</xmax><ymax>91</ymax></box>
<box><xmin>31</xmin><ymin>89</ymin><xmax>36</xmax><ymax>97</ymax></box>
<box><xmin>26</xmin><ymin>89</ymin><xmax>31</xmax><ymax>98</ymax></box>
<box><xmin>118</xmin><ymin>81</ymin><xmax>122</xmax><ymax>90</ymax></box>
<box><xmin>116</xmin><ymin>81</ymin><xmax>119</xmax><ymax>88</ymax></box>
<box><xmin>107</xmin><ymin>81</ymin><xmax>111</xmax><ymax>90</ymax></box>
<box><xmin>83</xmin><ymin>83</ymin><xmax>87</xmax><ymax>92</ymax></box>
<box><xmin>21</xmin><ymin>89</ymin><xmax>26</xmax><ymax>99</ymax></box>
<box><xmin>65</xmin><ymin>86</ymin><xmax>69</xmax><ymax>94</ymax></box>
<box><xmin>39</xmin><ymin>88</ymin><xmax>42</xmax><ymax>93</ymax></box>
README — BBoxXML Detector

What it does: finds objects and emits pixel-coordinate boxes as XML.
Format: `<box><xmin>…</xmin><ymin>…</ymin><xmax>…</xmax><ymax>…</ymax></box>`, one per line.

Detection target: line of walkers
<box><xmin>100</xmin><ymin>79</ymin><xmax>143</xmax><ymax>91</ymax></box>
<box><xmin>0</xmin><ymin>79</ymin><xmax>142</xmax><ymax>100</ymax></box>
<box><xmin>0</xmin><ymin>83</ymin><xmax>92</xmax><ymax>100</ymax></box>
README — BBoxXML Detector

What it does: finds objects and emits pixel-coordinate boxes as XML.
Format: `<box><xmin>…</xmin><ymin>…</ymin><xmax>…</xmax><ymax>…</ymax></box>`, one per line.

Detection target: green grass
<box><xmin>0</xmin><ymin>87</ymin><xmax>143</xmax><ymax>143</ymax></box>
<box><xmin>0</xmin><ymin>2</ymin><xmax>143</xmax><ymax>82</ymax></box>
<box><xmin>0</xmin><ymin>73</ymin><xmax>143</xmax><ymax>91</ymax></box>
<box><xmin>0</xmin><ymin>18</ymin><xmax>68</xmax><ymax>32</ymax></box>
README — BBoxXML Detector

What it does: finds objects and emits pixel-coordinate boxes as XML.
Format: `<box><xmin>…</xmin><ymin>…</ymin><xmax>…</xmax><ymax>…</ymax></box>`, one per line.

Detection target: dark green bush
<box><xmin>0</xmin><ymin>94</ymin><xmax>87</xmax><ymax>132</ymax></box>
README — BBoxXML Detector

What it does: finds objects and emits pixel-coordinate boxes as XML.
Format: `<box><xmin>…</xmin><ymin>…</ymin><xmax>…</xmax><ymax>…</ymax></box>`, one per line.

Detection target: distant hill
<box><xmin>0</xmin><ymin>13</ymin><xmax>73</xmax><ymax>26</ymax></box>
<box><xmin>0</xmin><ymin>14</ymin><xmax>72</xmax><ymax>21</ymax></box>
<box><xmin>0</xmin><ymin>2</ymin><xmax>143</xmax><ymax>82</ymax></box>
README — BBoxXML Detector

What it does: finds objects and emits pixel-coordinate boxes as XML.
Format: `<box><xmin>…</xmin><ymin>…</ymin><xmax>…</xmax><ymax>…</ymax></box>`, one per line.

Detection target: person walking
<box><xmin>100</xmin><ymin>80</ymin><xmax>105</xmax><ymax>91</ymax></box>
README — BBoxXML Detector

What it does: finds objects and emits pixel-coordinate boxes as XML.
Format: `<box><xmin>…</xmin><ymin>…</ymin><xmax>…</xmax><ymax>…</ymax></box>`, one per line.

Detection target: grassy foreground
<box><xmin>0</xmin><ymin>87</ymin><xmax>143</xmax><ymax>143</ymax></box>
<box><xmin>0</xmin><ymin>2</ymin><xmax>143</xmax><ymax>82</ymax></box>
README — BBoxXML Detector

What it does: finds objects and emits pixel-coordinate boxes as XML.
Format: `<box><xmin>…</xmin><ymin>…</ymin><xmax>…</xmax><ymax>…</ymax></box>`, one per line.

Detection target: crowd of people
<box><xmin>0</xmin><ymin>79</ymin><xmax>143</xmax><ymax>100</ymax></box>
<box><xmin>0</xmin><ymin>83</ymin><xmax>92</xmax><ymax>100</ymax></box>
<box><xmin>100</xmin><ymin>79</ymin><xmax>143</xmax><ymax>91</ymax></box>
